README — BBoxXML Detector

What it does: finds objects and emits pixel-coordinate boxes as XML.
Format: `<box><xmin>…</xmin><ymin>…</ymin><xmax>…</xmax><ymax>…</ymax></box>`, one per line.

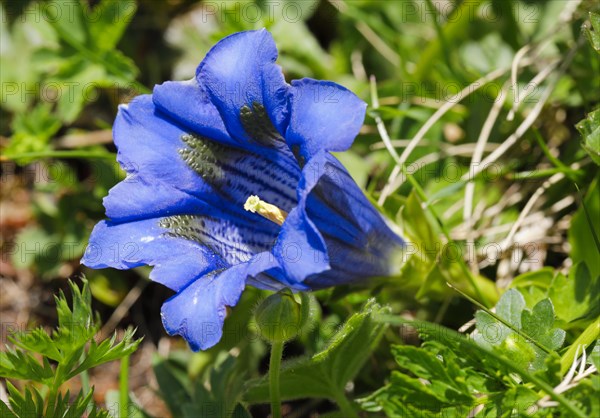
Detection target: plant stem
<box><xmin>269</xmin><ymin>341</ymin><xmax>284</xmax><ymax>418</ymax></box>
<box><xmin>0</xmin><ymin>150</ymin><xmax>115</xmax><ymax>162</ymax></box>
<box><xmin>333</xmin><ymin>390</ymin><xmax>359</xmax><ymax>418</ymax></box>
<box><xmin>46</xmin><ymin>363</ymin><xmax>65</xmax><ymax>415</ymax></box>
<box><xmin>119</xmin><ymin>354</ymin><xmax>130</xmax><ymax>418</ymax></box>
<box><xmin>560</xmin><ymin>318</ymin><xmax>599</xmax><ymax>375</ymax></box>
<box><xmin>79</xmin><ymin>350</ymin><xmax>91</xmax><ymax>395</ymax></box>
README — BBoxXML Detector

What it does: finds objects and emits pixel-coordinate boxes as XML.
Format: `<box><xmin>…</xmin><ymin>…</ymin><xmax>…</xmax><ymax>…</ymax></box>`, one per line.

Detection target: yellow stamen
<box><xmin>244</xmin><ymin>195</ymin><xmax>288</xmax><ymax>226</ymax></box>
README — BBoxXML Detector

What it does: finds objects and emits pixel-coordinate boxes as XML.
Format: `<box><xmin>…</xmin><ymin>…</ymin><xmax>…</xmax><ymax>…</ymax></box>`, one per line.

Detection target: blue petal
<box><xmin>161</xmin><ymin>253</ymin><xmax>277</xmax><ymax>351</ymax></box>
<box><xmin>250</xmin><ymin>267</ymin><xmax>311</xmax><ymax>291</ymax></box>
<box><xmin>113</xmin><ymin>95</ymin><xmax>211</xmax><ymax>197</ymax></box>
<box><xmin>82</xmin><ymin>219</ymin><xmax>223</xmax><ymax>292</ymax></box>
<box><xmin>196</xmin><ymin>29</ymin><xmax>289</xmax><ymax>143</ymax></box>
<box><xmin>103</xmin><ymin>174</ymin><xmax>207</xmax><ymax>222</ymax></box>
<box><xmin>274</xmin><ymin>152</ymin><xmax>404</xmax><ymax>286</ymax></box>
<box><xmin>286</xmin><ymin>78</ymin><xmax>367</xmax><ymax>160</ymax></box>
<box><xmin>306</xmin><ymin>155</ymin><xmax>405</xmax><ymax>285</ymax></box>
<box><xmin>273</xmin><ymin>152</ymin><xmax>331</xmax><ymax>283</ymax></box>
<box><xmin>113</xmin><ymin>94</ymin><xmax>300</xmax><ymax>214</ymax></box>
<box><xmin>104</xmin><ymin>174</ymin><xmax>283</xmax><ymax>264</ymax></box>
<box><xmin>152</xmin><ymin>79</ymin><xmax>234</xmax><ymax>147</ymax></box>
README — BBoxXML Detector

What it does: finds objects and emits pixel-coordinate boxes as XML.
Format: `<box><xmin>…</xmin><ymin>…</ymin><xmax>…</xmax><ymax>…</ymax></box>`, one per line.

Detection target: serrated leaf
<box><xmin>0</xmin><ymin>348</ymin><xmax>54</xmax><ymax>382</ymax></box>
<box><xmin>102</xmin><ymin>48</ymin><xmax>140</xmax><ymax>83</ymax></box>
<box><xmin>561</xmin><ymin>374</ymin><xmax>600</xmax><ymax>417</ymax></box>
<box><xmin>50</xmin><ymin>58</ymin><xmax>107</xmax><ymax>123</ymax></box>
<box><xmin>522</xmin><ymin>299</ymin><xmax>566</xmax><ymax>352</ymax></box>
<box><xmin>10</xmin><ymin>328</ymin><xmax>61</xmax><ymax>361</ymax></box>
<box><xmin>67</xmin><ymin>328</ymin><xmax>141</xmax><ymax>379</ymax></box>
<box><xmin>54</xmin><ymin>280</ymin><xmax>98</xmax><ymax>356</ymax></box>
<box><xmin>244</xmin><ymin>299</ymin><xmax>389</xmax><ymax>404</ymax></box>
<box><xmin>375</xmin><ymin>316</ymin><xmax>587</xmax><ymax>418</ymax></box>
<box><xmin>47</xmin><ymin>389</ymin><xmax>111</xmax><ymax>418</ymax></box>
<box><xmin>6</xmin><ymin>0</ymin><xmax>141</xmax><ymax>124</ymax></box>
<box><xmin>475</xmin><ymin>289</ymin><xmax>566</xmax><ymax>371</ymax></box>
<box><xmin>358</xmin><ymin>341</ymin><xmax>482</xmax><ymax>416</ymax></box>
<box><xmin>391</xmin><ymin>345</ymin><xmax>474</xmax><ymax>403</ymax></box>
<box><xmin>1</xmin><ymin>279</ymin><xmax>140</xmax><ymax>417</ymax></box>
<box><xmin>6</xmin><ymin>382</ymin><xmax>45</xmax><ymax>418</ymax></box>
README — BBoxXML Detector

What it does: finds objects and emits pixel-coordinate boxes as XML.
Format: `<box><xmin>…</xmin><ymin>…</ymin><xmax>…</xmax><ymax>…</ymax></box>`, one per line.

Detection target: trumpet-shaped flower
<box><xmin>82</xmin><ymin>29</ymin><xmax>404</xmax><ymax>351</ymax></box>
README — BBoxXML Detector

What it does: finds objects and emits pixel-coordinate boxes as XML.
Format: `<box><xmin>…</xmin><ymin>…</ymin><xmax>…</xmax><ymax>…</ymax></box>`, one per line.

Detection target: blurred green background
<box><xmin>1</xmin><ymin>0</ymin><xmax>599</xmax><ymax>416</ymax></box>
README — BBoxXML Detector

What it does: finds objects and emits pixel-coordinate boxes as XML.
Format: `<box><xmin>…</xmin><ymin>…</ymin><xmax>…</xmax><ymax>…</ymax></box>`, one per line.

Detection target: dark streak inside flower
<box><xmin>240</xmin><ymin>102</ymin><xmax>283</xmax><ymax>146</ymax></box>
<box><xmin>177</xmin><ymin>133</ymin><xmax>299</xmax><ymax>210</ymax></box>
<box><xmin>159</xmin><ymin>214</ymin><xmax>276</xmax><ymax>264</ymax></box>
<box><xmin>291</xmin><ymin>144</ymin><xmax>306</xmax><ymax>169</ymax></box>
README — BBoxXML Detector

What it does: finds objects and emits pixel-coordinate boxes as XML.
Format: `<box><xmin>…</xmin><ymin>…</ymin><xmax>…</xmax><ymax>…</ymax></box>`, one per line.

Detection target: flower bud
<box><xmin>255</xmin><ymin>289</ymin><xmax>307</xmax><ymax>343</ymax></box>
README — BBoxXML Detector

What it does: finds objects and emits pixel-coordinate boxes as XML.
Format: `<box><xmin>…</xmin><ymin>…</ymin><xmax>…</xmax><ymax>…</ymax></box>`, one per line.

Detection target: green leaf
<box><xmin>1</xmin><ymin>277</ymin><xmax>142</xmax><ymax>415</ymax></box>
<box><xmin>152</xmin><ymin>357</ymin><xmax>192</xmax><ymax>417</ymax></box>
<box><xmin>4</xmin><ymin>0</ymin><xmax>141</xmax><ymax>124</ymax></box>
<box><xmin>55</xmin><ymin>389</ymin><xmax>111</xmax><ymax>418</ymax></box>
<box><xmin>53</xmin><ymin>280</ymin><xmax>98</xmax><ymax>357</ymax></box>
<box><xmin>244</xmin><ymin>299</ymin><xmax>389</xmax><ymax>404</ymax></box>
<box><xmin>522</xmin><ymin>299</ymin><xmax>566</xmax><ymax>351</ymax></box>
<box><xmin>391</xmin><ymin>344</ymin><xmax>474</xmax><ymax>404</ymax></box>
<box><xmin>88</xmin><ymin>0</ymin><xmax>137</xmax><ymax>52</ymax></box>
<box><xmin>522</xmin><ymin>299</ymin><xmax>566</xmax><ymax>370</ymax></box>
<box><xmin>566</xmin><ymin>375</ymin><xmax>600</xmax><ymax>418</ymax></box>
<box><xmin>0</xmin><ymin>4</ymin><xmax>59</xmax><ymax>113</ymax></box>
<box><xmin>584</xmin><ymin>12</ymin><xmax>600</xmax><ymax>54</ymax></box>
<box><xmin>497</xmin><ymin>386</ymin><xmax>541</xmax><ymax>417</ymax></box>
<box><xmin>496</xmin><ymin>288</ymin><xmax>526</xmax><ymax>328</ymax></box>
<box><xmin>67</xmin><ymin>328</ymin><xmax>141</xmax><ymax>379</ymax></box>
<box><xmin>5</xmin><ymin>382</ymin><xmax>45</xmax><ymax>418</ymax></box>
<box><xmin>510</xmin><ymin>267</ymin><xmax>555</xmax><ymax>307</ymax></box>
<box><xmin>4</xmin><ymin>383</ymin><xmax>110</xmax><ymax>418</ymax></box>
<box><xmin>591</xmin><ymin>342</ymin><xmax>600</xmax><ymax>370</ymax></box>
<box><xmin>569</xmin><ymin>177</ymin><xmax>600</xmax><ymax>278</ymax></box>
<box><xmin>4</xmin><ymin>104</ymin><xmax>61</xmax><ymax>162</ymax></box>
<box><xmin>10</xmin><ymin>328</ymin><xmax>61</xmax><ymax>362</ymax></box>
<box><xmin>46</xmin><ymin>0</ymin><xmax>88</xmax><ymax>45</ymax></box>
<box><xmin>401</xmin><ymin>191</ymin><xmax>438</xmax><ymax>249</ymax></box>
<box><xmin>50</xmin><ymin>58</ymin><xmax>106</xmax><ymax>123</ymax></box>
<box><xmin>0</xmin><ymin>400</ymin><xmax>18</xmax><ymax>418</ymax></box>
<box><xmin>179</xmin><ymin>354</ymin><xmax>248</xmax><ymax>418</ymax></box>
<box><xmin>0</xmin><ymin>348</ymin><xmax>55</xmax><ymax>383</ymax></box>
<box><xmin>474</xmin><ymin>289</ymin><xmax>566</xmax><ymax>371</ymax></box>
<box><xmin>549</xmin><ymin>263</ymin><xmax>599</xmax><ymax>325</ymax></box>
<box><xmin>375</xmin><ymin>316</ymin><xmax>588</xmax><ymax>418</ymax></box>
<box><xmin>576</xmin><ymin>107</ymin><xmax>600</xmax><ymax>165</ymax></box>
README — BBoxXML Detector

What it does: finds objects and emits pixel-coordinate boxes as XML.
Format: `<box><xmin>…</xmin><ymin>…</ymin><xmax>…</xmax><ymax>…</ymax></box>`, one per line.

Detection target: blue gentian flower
<box><xmin>82</xmin><ymin>29</ymin><xmax>404</xmax><ymax>351</ymax></box>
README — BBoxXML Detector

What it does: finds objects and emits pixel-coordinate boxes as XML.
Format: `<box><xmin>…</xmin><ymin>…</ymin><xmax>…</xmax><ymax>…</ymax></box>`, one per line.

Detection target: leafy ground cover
<box><xmin>1</xmin><ymin>0</ymin><xmax>599</xmax><ymax>416</ymax></box>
